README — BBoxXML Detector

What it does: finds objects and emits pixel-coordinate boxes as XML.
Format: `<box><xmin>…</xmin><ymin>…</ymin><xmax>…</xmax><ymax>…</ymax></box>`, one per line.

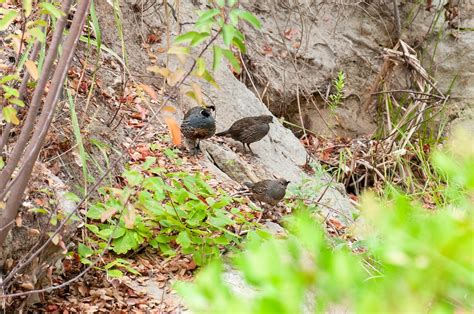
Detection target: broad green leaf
<box><xmin>222</xmin><ymin>24</ymin><xmax>235</xmax><ymax>46</ymax></box>
<box><xmin>0</xmin><ymin>9</ymin><xmax>18</xmax><ymax>31</ymax></box>
<box><xmin>232</xmin><ymin>37</ymin><xmax>246</xmax><ymax>53</ymax></box>
<box><xmin>64</xmin><ymin>192</ymin><xmax>81</xmax><ymax>202</ymax></box>
<box><xmin>174</xmin><ymin>31</ymin><xmax>199</xmax><ymax>44</ymax></box>
<box><xmin>229</xmin><ymin>9</ymin><xmax>239</xmax><ymax>26</ymax></box>
<box><xmin>159</xmin><ymin>243</ymin><xmax>176</xmax><ymax>256</ymax></box>
<box><xmin>113</xmin><ymin>231</ymin><xmax>138</xmax><ymax>254</ymax></box>
<box><xmin>200</xmin><ymin>70</ymin><xmax>219</xmax><ymax>88</ymax></box>
<box><xmin>190</xmin><ymin>32</ymin><xmax>210</xmax><ymax>47</ymax></box>
<box><xmin>234</xmin><ymin>9</ymin><xmax>261</xmax><ymax>29</ymax></box>
<box><xmin>2</xmin><ymin>85</ymin><xmax>19</xmax><ymax>98</ymax></box>
<box><xmin>85</xmin><ymin>223</ymin><xmax>100</xmax><ymax>234</ymax></box>
<box><xmin>196</xmin><ymin>57</ymin><xmax>206</xmax><ymax>76</ymax></box>
<box><xmin>210</xmin><ymin>197</ymin><xmax>232</xmax><ymax>209</ymax></box>
<box><xmin>23</xmin><ymin>0</ymin><xmax>32</xmax><ymax>17</ymax></box>
<box><xmin>111</xmin><ymin>226</ymin><xmax>128</xmax><ymax>239</ymax></box>
<box><xmin>8</xmin><ymin>98</ymin><xmax>25</xmax><ymax>107</ymax></box>
<box><xmin>177</xmin><ymin>230</ymin><xmax>192</xmax><ymax>248</ymax></box>
<box><xmin>142</xmin><ymin>177</ymin><xmax>165</xmax><ymax>196</ymax></box>
<box><xmin>39</xmin><ymin>3</ymin><xmax>65</xmax><ymax>19</ymax></box>
<box><xmin>141</xmin><ymin>156</ymin><xmax>156</xmax><ymax>170</ymax></box>
<box><xmin>196</xmin><ymin>9</ymin><xmax>219</xmax><ymax>25</ymax></box>
<box><xmin>123</xmin><ymin>169</ymin><xmax>143</xmax><ymax>187</ymax></box>
<box><xmin>234</xmin><ymin>29</ymin><xmax>245</xmax><ymax>41</ymax></box>
<box><xmin>213</xmin><ymin>235</ymin><xmax>231</xmax><ymax>245</ymax></box>
<box><xmin>0</xmin><ymin>75</ymin><xmax>19</xmax><ymax>84</ymax></box>
<box><xmin>186</xmin><ymin>209</ymin><xmax>207</xmax><ymax>226</ymax></box>
<box><xmin>107</xmin><ymin>269</ymin><xmax>123</xmax><ymax>278</ymax></box>
<box><xmin>78</xmin><ymin>243</ymin><xmax>94</xmax><ymax>258</ymax></box>
<box><xmin>173</xmin><ymin>189</ymin><xmax>189</xmax><ymax>204</ymax></box>
<box><xmin>216</xmin><ymin>0</ymin><xmax>225</xmax><ymax>7</ymax></box>
<box><xmin>208</xmin><ymin>214</ymin><xmax>233</xmax><ymax>227</ymax></box>
<box><xmin>212</xmin><ymin>45</ymin><xmax>222</xmax><ymax>71</ymax></box>
<box><xmin>222</xmin><ymin>49</ymin><xmax>241</xmax><ymax>73</ymax></box>
<box><xmin>27</xmin><ymin>26</ymin><xmax>46</xmax><ymax>43</ymax></box>
<box><xmin>185</xmin><ymin>91</ymin><xmax>198</xmax><ymax>103</ymax></box>
<box><xmin>2</xmin><ymin>106</ymin><xmax>19</xmax><ymax>125</ymax></box>
<box><xmin>86</xmin><ymin>203</ymin><xmax>106</xmax><ymax>220</ymax></box>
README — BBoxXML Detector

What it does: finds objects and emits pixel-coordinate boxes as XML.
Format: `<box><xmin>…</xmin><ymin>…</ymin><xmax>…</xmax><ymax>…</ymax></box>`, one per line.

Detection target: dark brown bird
<box><xmin>180</xmin><ymin>106</ymin><xmax>216</xmax><ymax>155</ymax></box>
<box><xmin>215</xmin><ymin>115</ymin><xmax>273</xmax><ymax>154</ymax></box>
<box><xmin>244</xmin><ymin>178</ymin><xmax>290</xmax><ymax>206</ymax></box>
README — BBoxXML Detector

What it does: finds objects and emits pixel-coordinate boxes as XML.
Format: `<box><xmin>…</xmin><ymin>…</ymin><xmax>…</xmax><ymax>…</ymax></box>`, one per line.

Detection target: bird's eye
<box><xmin>201</xmin><ymin>110</ymin><xmax>210</xmax><ymax>117</ymax></box>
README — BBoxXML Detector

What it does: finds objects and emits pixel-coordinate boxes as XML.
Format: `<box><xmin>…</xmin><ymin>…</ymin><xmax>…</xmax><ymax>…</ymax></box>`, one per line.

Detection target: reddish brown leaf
<box><xmin>164</xmin><ymin>115</ymin><xmax>182</xmax><ymax>146</ymax></box>
<box><xmin>283</xmin><ymin>28</ymin><xmax>299</xmax><ymax>40</ymax></box>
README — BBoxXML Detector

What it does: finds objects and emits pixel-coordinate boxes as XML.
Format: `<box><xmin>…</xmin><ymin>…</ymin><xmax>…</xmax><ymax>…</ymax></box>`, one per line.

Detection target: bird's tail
<box><xmin>215</xmin><ymin>130</ymin><xmax>230</xmax><ymax>137</ymax></box>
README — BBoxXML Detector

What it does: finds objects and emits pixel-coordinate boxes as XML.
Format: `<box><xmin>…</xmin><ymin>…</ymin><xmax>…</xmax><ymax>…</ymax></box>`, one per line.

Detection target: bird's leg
<box><xmin>255</xmin><ymin>201</ymin><xmax>265</xmax><ymax>223</ymax></box>
<box><xmin>191</xmin><ymin>139</ymin><xmax>200</xmax><ymax>155</ymax></box>
<box><xmin>242</xmin><ymin>142</ymin><xmax>247</xmax><ymax>153</ymax></box>
<box><xmin>248</xmin><ymin>144</ymin><xmax>256</xmax><ymax>156</ymax></box>
<box><xmin>256</xmin><ymin>210</ymin><xmax>265</xmax><ymax>224</ymax></box>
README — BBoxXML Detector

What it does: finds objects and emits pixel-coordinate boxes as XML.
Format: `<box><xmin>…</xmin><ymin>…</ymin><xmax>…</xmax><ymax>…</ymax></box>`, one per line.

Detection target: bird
<box><xmin>244</xmin><ymin>178</ymin><xmax>290</xmax><ymax>222</ymax></box>
<box><xmin>180</xmin><ymin>105</ymin><xmax>216</xmax><ymax>155</ymax></box>
<box><xmin>215</xmin><ymin>115</ymin><xmax>273</xmax><ymax>154</ymax></box>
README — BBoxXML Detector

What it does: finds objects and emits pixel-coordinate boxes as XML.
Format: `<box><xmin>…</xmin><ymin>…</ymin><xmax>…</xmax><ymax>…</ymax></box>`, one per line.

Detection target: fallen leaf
<box><xmin>25</xmin><ymin>60</ymin><xmax>39</xmax><ymax>80</ymax></box>
<box><xmin>262</xmin><ymin>44</ymin><xmax>273</xmax><ymax>56</ymax></box>
<box><xmin>166</xmin><ymin>68</ymin><xmax>186</xmax><ymax>87</ymax></box>
<box><xmin>161</xmin><ymin>105</ymin><xmax>177</xmax><ymax>113</ymax></box>
<box><xmin>147</xmin><ymin>66</ymin><xmax>170</xmax><ymax>78</ymax></box>
<box><xmin>283</xmin><ymin>27</ymin><xmax>299</xmax><ymax>40</ymax></box>
<box><xmin>139</xmin><ymin>83</ymin><xmax>157</xmax><ymax>100</ymax></box>
<box><xmin>163</xmin><ymin>115</ymin><xmax>182</xmax><ymax>146</ymax></box>
<box><xmin>134</xmin><ymin>103</ymin><xmax>148</xmax><ymax>120</ymax></box>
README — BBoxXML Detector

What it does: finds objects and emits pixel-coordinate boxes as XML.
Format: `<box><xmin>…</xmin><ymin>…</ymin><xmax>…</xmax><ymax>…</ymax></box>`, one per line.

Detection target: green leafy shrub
<box><xmin>80</xmin><ymin>150</ymin><xmax>251</xmax><ymax>275</ymax></box>
<box><xmin>175</xmin><ymin>129</ymin><xmax>474</xmax><ymax>313</ymax></box>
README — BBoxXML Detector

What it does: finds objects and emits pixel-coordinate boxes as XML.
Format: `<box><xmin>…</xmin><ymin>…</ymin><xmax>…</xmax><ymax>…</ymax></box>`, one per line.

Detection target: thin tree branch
<box><xmin>0</xmin><ymin>0</ymin><xmax>72</xmax><ymax>193</ymax></box>
<box><xmin>0</xmin><ymin>0</ymin><xmax>89</xmax><ymax>246</ymax></box>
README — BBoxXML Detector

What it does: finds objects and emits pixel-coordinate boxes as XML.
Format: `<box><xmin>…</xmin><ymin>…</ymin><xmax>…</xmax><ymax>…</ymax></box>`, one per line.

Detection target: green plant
<box><xmin>175</xmin><ymin>128</ymin><xmax>474</xmax><ymax>313</ymax></box>
<box><xmin>328</xmin><ymin>71</ymin><xmax>345</xmax><ymax>112</ymax></box>
<box><xmin>79</xmin><ymin>150</ymin><xmax>252</xmax><ymax>276</ymax></box>
<box><xmin>147</xmin><ymin>0</ymin><xmax>261</xmax><ymax>108</ymax></box>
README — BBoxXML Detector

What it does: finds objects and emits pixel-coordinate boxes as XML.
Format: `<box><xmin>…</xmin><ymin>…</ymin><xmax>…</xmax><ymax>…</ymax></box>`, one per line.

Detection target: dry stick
<box><xmin>371</xmin><ymin>89</ymin><xmax>445</xmax><ymax>99</ymax></box>
<box><xmin>1</xmin><ymin>32</ymin><xmax>220</xmax><ymax>286</ymax></box>
<box><xmin>295</xmin><ymin>85</ymin><xmax>307</xmax><ymax>139</ymax></box>
<box><xmin>0</xmin><ymin>0</ymin><xmax>72</xmax><ymax>193</ymax></box>
<box><xmin>239</xmin><ymin>52</ymin><xmax>263</xmax><ymax>103</ymax></box>
<box><xmin>0</xmin><ymin>0</ymin><xmax>89</xmax><ymax>247</ymax></box>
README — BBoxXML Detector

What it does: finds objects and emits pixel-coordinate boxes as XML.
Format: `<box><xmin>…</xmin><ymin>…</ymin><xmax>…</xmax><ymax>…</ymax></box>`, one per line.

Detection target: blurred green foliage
<box><xmin>175</xmin><ymin>128</ymin><xmax>474</xmax><ymax>313</ymax></box>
